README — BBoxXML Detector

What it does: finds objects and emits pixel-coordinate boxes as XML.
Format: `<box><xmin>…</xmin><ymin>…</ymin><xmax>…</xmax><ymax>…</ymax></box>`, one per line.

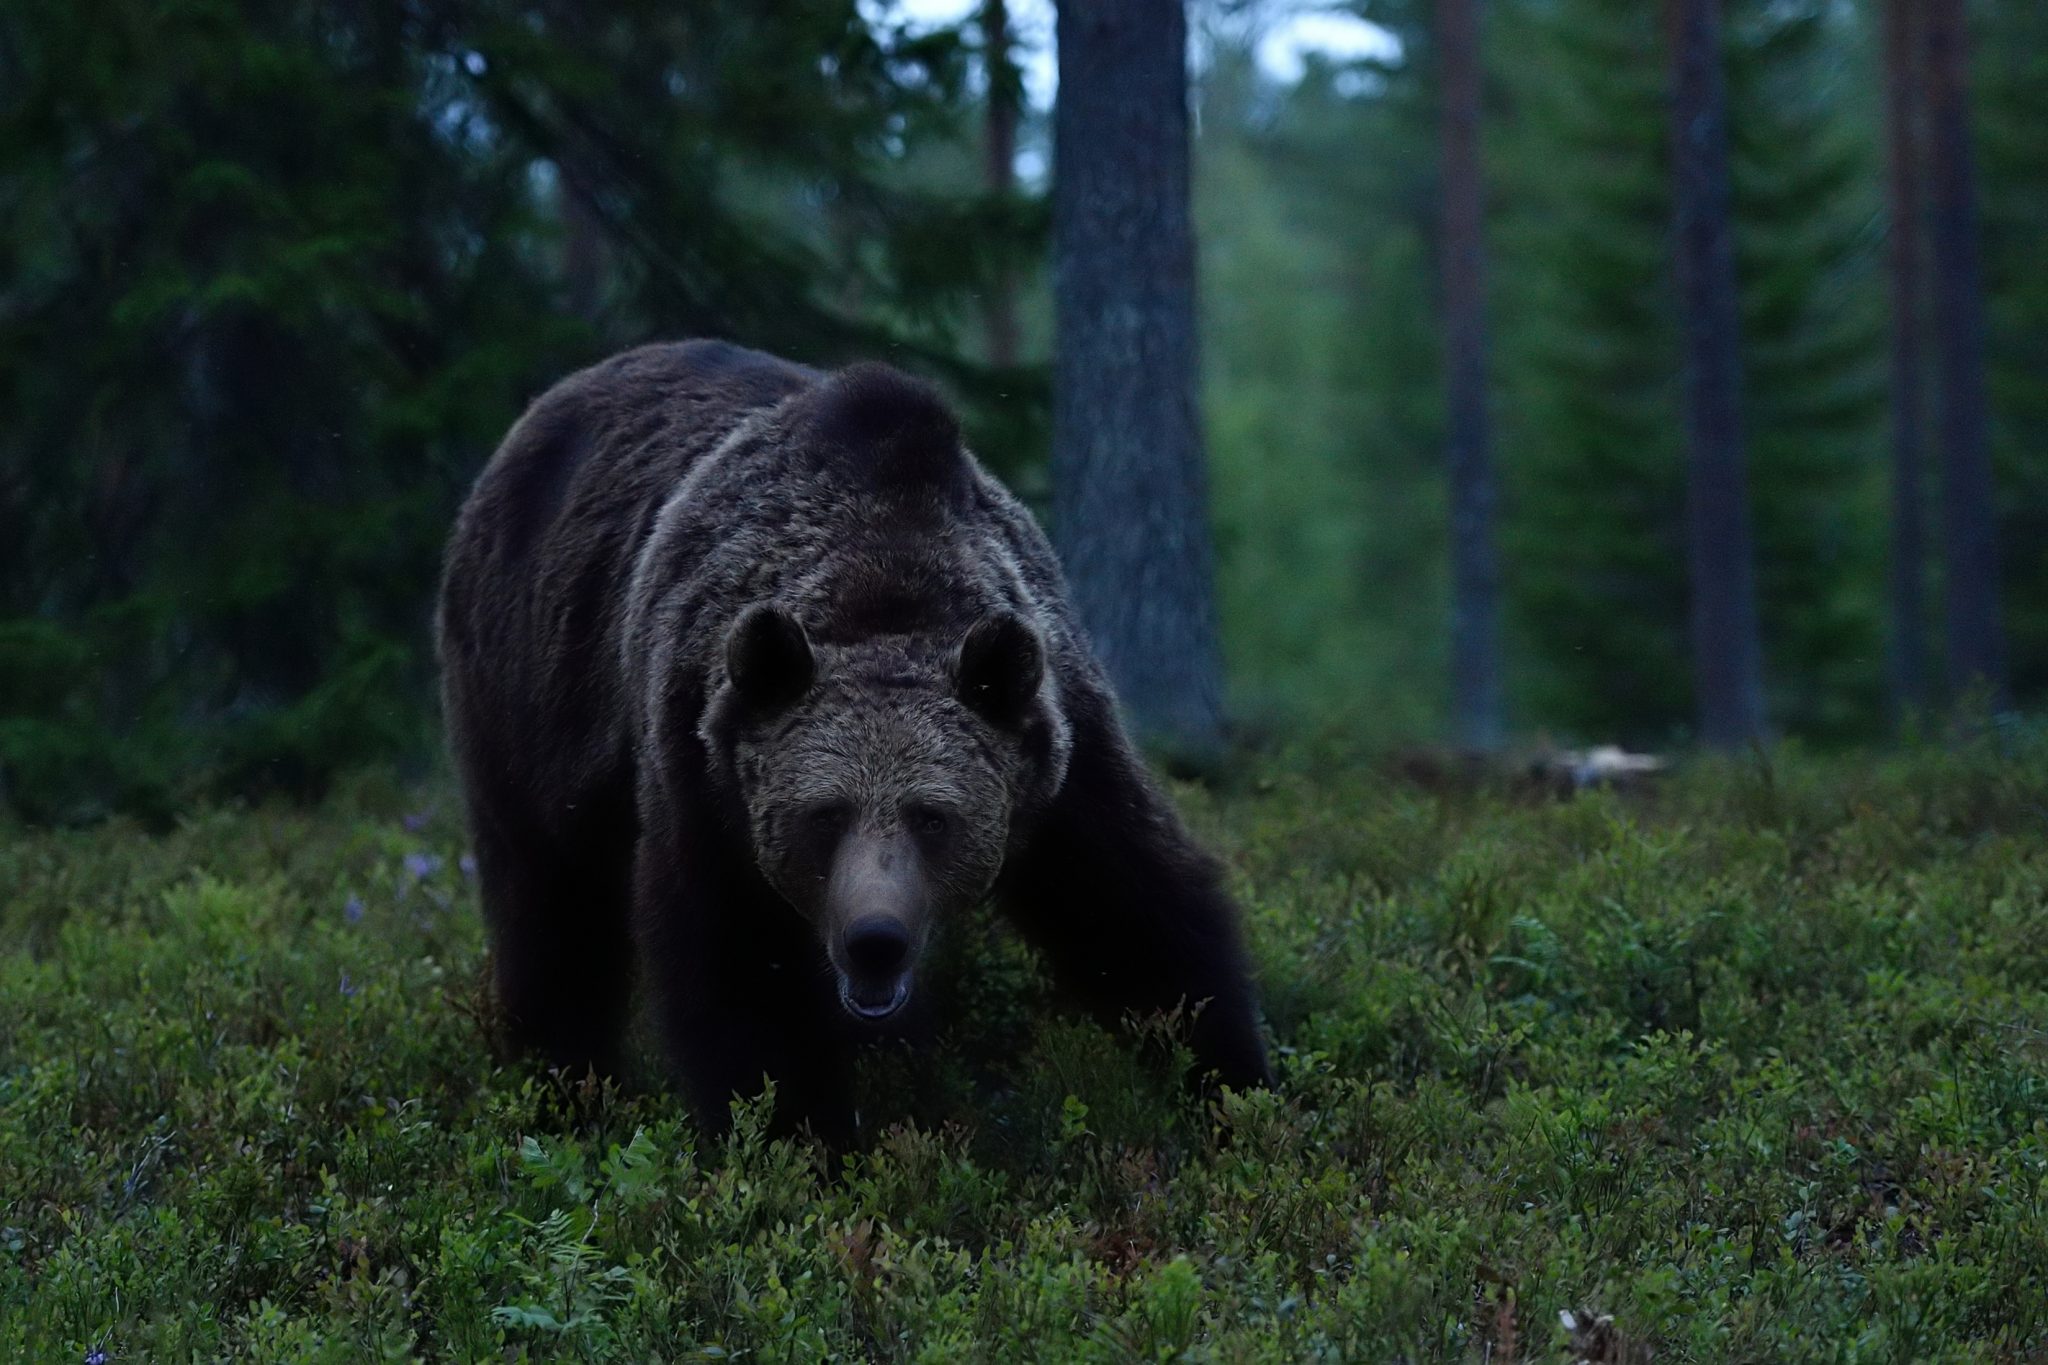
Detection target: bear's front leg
<box><xmin>466</xmin><ymin>793</ymin><xmax>637</xmax><ymax>1079</ymax></box>
<box><xmin>657</xmin><ymin>988</ymin><xmax>859</xmax><ymax>1150</ymax></box>
<box><xmin>998</xmin><ymin>697</ymin><xmax>1273</xmax><ymax>1095</ymax></box>
<box><xmin>632</xmin><ymin>803</ymin><xmax>859</xmax><ymax>1149</ymax></box>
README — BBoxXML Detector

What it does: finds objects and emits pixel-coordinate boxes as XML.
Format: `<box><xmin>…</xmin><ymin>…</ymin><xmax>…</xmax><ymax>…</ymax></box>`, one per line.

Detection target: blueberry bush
<box><xmin>5</xmin><ymin>739</ymin><xmax>2047</xmax><ymax>1360</ymax></box>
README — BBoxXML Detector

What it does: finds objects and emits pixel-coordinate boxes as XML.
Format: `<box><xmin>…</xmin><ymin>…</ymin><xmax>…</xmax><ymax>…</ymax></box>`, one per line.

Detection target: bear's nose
<box><xmin>843</xmin><ymin>916</ymin><xmax>911</xmax><ymax>977</ymax></box>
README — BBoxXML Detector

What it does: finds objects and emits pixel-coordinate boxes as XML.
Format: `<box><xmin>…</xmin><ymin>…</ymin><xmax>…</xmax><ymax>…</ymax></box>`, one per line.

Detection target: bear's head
<box><xmin>709</xmin><ymin>603</ymin><xmax>1064</xmax><ymax>1022</ymax></box>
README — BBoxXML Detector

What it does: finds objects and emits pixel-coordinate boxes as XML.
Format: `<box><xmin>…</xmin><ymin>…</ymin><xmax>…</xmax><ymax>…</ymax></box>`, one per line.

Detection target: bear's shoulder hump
<box><xmin>793</xmin><ymin>363</ymin><xmax>967</xmax><ymax>500</ymax></box>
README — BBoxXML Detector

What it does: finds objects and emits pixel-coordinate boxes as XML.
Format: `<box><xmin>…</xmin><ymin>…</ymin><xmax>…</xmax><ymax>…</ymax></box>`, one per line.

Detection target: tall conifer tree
<box><xmin>981</xmin><ymin>0</ymin><xmax>1020</xmax><ymax>370</ymax></box>
<box><xmin>1051</xmin><ymin>0</ymin><xmax>1225</xmax><ymax>753</ymax></box>
<box><xmin>1667</xmin><ymin>0</ymin><xmax>1766</xmax><ymax>745</ymax></box>
<box><xmin>1975</xmin><ymin>0</ymin><xmax>2048</xmax><ymax>700</ymax></box>
<box><xmin>1882</xmin><ymin>0</ymin><xmax>1930</xmax><ymax>721</ymax></box>
<box><xmin>1438</xmin><ymin>0</ymin><xmax>1503</xmax><ymax>750</ymax></box>
<box><xmin>1922</xmin><ymin>0</ymin><xmax>2007</xmax><ymax>704</ymax></box>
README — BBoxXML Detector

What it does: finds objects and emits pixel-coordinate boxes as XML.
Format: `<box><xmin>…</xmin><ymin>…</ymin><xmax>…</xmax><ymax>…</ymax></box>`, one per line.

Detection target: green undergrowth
<box><xmin>5</xmin><ymin>738</ymin><xmax>2048</xmax><ymax>1361</ymax></box>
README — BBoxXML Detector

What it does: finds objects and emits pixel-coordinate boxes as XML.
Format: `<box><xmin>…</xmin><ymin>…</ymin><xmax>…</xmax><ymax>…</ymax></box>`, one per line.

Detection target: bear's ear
<box><xmin>727</xmin><ymin>604</ymin><xmax>815</xmax><ymax>709</ymax></box>
<box><xmin>956</xmin><ymin>612</ymin><xmax>1044</xmax><ymax>725</ymax></box>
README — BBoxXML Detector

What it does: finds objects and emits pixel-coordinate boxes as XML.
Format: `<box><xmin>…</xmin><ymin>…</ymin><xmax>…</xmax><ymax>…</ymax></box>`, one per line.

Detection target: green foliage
<box><xmin>0</xmin><ymin>0</ymin><xmax>1032</xmax><ymax>819</ymax></box>
<box><xmin>1494</xmin><ymin>0</ymin><xmax>1689</xmax><ymax>741</ymax></box>
<box><xmin>1199</xmin><ymin>32</ymin><xmax>1450</xmax><ymax>744</ymax></box>
<box><xmin>2</xmin><ymin>0</ymin><xmax>2043</xmax><ymax>817</ymax></box>
<box><xmin>1977</xmin><ymin>0</ymin><xmax>2048</xmax><ymax>700</ymax></box>
<box><xmin>1492</xmin><ymin>0</ymin><xmax>1886</xmax><ymax>744</ymax></box>
<box><xmin>1194</xmin><ymin>0</ymin><xmax>1904</xmax><ymax>748</ymax></box>
<box><xmin>1726</xmin><ymin>6</ymin><xmax>1888</xmax><ymax>739</ymax></box>
<box><xmin>6</xmin><ymin>744</ymin><xmax>2048</xmax><ymax>1357</ymax></box>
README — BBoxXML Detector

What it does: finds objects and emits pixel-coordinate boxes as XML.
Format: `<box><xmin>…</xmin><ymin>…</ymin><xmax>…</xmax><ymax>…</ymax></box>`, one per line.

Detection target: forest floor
<box><xmin>5</xmin><ymin>738</ymin><xmax>2048</xmax><ymax>1361</ymax></box>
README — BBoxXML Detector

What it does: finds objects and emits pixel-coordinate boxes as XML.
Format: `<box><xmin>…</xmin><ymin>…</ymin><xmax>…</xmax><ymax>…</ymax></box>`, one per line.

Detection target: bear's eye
<box><xmin>800</xmin><ymin>802</ymin><xmax>852</xmax><ymax>838</ymax></box>
<box><xmin>907</xmin><ymin>805</ymin><xmax>948</xmax><ymax>838</ymax></box>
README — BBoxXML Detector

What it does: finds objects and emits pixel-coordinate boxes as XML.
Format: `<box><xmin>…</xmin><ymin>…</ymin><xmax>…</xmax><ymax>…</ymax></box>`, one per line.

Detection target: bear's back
<box><xmin>439</xmin><ymin>341</ymin><xmax>817</xmax><ymax>805</ymax></box>
<box><xmin>473</xmin><ymin>342</ymin><xmax>812</xmax><ymax>566</ymax></box>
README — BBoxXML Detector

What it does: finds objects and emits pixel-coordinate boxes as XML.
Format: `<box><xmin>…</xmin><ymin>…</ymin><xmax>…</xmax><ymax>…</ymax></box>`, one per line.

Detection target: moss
<box><xmin>4</xmin><ymin>739</ymin><xmax>2047</xmax><ymax>1359</ymax></box>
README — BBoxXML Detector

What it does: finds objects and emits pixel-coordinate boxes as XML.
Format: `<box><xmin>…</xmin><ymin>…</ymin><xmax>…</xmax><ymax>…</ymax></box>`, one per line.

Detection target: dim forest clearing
<box><xmin>6</xmin><ymin>738</ymin><xmax>2048</xmax><ymax>1360</ymax></box>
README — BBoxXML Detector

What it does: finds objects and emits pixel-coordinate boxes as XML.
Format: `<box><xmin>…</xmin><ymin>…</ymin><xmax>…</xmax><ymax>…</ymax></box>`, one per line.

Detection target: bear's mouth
<box><xmin>838</xmin><ymin>973</ymin><xmax>913</xmax><ymax>1021</ymax></box>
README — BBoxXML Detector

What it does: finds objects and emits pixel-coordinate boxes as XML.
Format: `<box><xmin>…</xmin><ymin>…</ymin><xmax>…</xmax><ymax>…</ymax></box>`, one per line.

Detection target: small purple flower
<box><xmin>403</xmin><ymin>852</ymin><xmax>444</xmax><ymax>881</ymax></box>
<box><xmin>340</xmin><ymin>970</ymin><xmax>358</xmax><ymax>998</ymax></box>
<box><xmin>343</xmin><ymin>894</ymin><xmax>365</xmax><ymax>924</ymax></box>
<box><xmin>459</xmin><ymin>852</ymin><xmax>478</xmax><ymax>881</ymax></box>
<box><xmin>402</xmin><ymin>810</ymin><xmax>430</xmax><ymax>833</ymax></box>
<box><xmin>85</xmin><ymin>1350</ymin><xmax>108</xmax><ymax>1365</ymax></box>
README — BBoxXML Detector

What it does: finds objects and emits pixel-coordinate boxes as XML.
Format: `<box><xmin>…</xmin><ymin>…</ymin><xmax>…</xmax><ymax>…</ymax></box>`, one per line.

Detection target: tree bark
<box><xmin>1923</xmin><ymin>0</ymin><xmax>2008</xmax><ymax>704</ymax></box>
<box><xmin>982</xmin><ymin>0</ymin><xmax>1020</xmax><ymax>370</ymax></box>
<box><xmin>1666</xmin><ymin>0</ymin><xmax>1766</xmax><ymax>747</ymax></box>
<box><xmin>1051</xmin><ymin>0</ymin><xmax>1225</xmax><ymax>755</ymax></box>
<box><xmin>1437</xmin><ymin>0</ymin><xmax>1503</xmax><ymax>751</ymax></box>
<box><xmin>1882</xmin><ymin>0</ymin><xmax>1929</xmax><ymax>724</ymax></box>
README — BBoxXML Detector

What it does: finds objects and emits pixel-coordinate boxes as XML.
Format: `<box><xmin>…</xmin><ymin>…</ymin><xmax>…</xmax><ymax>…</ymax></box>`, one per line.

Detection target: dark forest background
<box><xmin>3</xmin><ymin>0</ymin><xmax>2043</xmax><ymax>821</ymax></box>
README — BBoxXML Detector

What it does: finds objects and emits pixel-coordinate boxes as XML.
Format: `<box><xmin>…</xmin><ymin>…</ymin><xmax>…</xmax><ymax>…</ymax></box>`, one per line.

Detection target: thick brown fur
<box><xmin>439</xmin><ymin>339</ymin><xmax>1272</xmax><ymax>1147</ymax></box>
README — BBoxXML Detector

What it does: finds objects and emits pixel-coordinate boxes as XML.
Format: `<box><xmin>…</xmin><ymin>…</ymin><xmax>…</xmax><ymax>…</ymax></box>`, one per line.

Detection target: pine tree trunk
<box><xmin>1666</xmin><ymin>0</ymin><xmax>1766</xmax><ymax>747</ymax></box>
<box><xmin>1883</xmin><ymin>0</ymin><xmax>1929</xmax><ymax>724</ymax></box>
<box><xmin>982</xmin><ymin>0</ymin><xmax>1020</xmax><ymax>370</ymax></box>
<box><xmin>1051</xmin><ymin>0</ymin><xmax>1225</xmax><ymax>755</ymax></box>
<box><xmin>1438</xmin><ymin>0</ymin><xmax>1503</xmax><ymax>751</ymax></box>
<box><xmin>1923</xmin><ymin>0</ymin><xmax>2008</xmax><ymax>704</ymax></box>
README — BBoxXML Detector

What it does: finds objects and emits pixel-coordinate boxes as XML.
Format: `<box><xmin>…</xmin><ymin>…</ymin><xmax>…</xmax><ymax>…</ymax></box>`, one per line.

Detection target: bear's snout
<box><xmin>825</xmin><ymin>830</ymin><xmax>927</xmax><ymax>1021</ymax></box>
<box><xmin>838</xmin><ymin>914</ymin><xmax>915</xmax><ymax>1020</ymax></box>
<box><xmin>843</xmin><ymin>916</ymin><xmax>911</xmax><ymax>977</ymax></box>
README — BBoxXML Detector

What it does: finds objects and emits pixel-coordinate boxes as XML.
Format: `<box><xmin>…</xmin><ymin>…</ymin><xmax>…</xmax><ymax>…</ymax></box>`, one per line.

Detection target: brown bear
<box><xmin>438</xmin><ymin>339</ymin><xmax>1271</xmax><ymax>1146</ymax></box>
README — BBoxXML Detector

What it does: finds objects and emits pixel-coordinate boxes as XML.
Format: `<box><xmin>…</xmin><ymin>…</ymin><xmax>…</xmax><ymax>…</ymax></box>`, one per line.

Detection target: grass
<box><xmin>4</xmin><ymin>738</ymin><xmax>2048</xmax><ymax>1361</ymax></box>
